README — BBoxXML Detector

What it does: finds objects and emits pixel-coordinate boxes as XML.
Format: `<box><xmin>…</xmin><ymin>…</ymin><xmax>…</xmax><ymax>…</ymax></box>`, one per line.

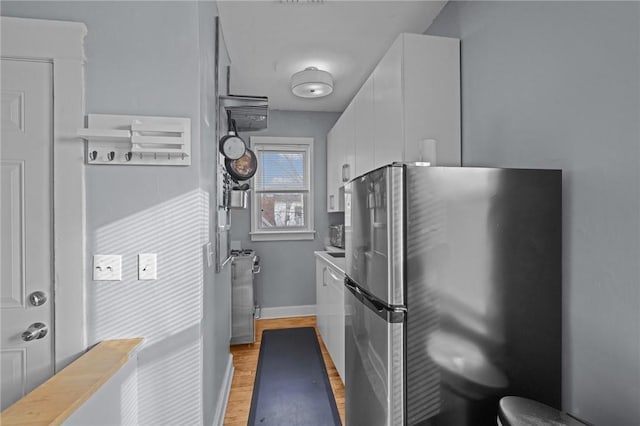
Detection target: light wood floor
<box><xmin>223</xmin><ymin>316</ymin><xmax>345</xmax><ymax>425</ymax></box>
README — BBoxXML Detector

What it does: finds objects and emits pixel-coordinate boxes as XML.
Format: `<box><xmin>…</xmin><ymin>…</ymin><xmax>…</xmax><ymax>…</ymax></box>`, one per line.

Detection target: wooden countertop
<box><xmin>1</xmin><ymin>338</ymin><xmax>143</xmax><ymax>426</ymax></box>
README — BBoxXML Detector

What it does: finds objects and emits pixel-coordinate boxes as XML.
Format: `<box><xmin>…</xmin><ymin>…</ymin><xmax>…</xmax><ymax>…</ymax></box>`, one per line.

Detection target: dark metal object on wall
<box><xmin>225</xmin><ymin>148</ymin><xmax>257</xmax><ymax>182</ymax></box>
<box><xmin>219</xmin><ymin>116</ymin><xmax>247</xmax><ymax>160</ymax></box>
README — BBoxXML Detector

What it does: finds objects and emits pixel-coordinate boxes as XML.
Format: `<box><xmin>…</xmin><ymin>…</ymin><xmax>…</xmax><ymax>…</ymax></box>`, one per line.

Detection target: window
<box><xmin>250</xmin><ymin>136</ymin><xmax>315</xmax><ymax>241</ymax></box>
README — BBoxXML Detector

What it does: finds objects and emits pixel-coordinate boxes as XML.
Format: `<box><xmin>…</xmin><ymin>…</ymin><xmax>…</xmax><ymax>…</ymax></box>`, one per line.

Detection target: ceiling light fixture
<box><xmin>291</xmin><ymin>67</ymin><xmax>333</xmax><ymax>98</ymax></box>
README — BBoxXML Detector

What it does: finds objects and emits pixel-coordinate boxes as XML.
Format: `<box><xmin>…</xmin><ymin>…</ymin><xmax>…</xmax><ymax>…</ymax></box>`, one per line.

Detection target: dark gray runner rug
<box><xmin>248</xmin><ymin>327</ymin><xmax>341</xmax><ymax>426</ymax></box>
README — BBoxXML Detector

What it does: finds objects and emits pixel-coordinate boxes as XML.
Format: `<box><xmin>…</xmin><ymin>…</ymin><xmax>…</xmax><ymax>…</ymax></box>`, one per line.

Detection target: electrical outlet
<box><xmin>93</xmin><ymin>255</ymin><xmax>122</xmax><ymax>281</ymax></box>
<box><xmin>138</xmin><ymin>253</ymin><xmax>157</xmax><ymax>280</ymax></box>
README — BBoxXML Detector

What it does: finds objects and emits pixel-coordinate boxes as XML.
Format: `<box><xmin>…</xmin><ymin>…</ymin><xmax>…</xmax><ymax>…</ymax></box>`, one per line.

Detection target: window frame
<box><xmin>249</xmin><ymin>136</ymin><xmax>315</xmax><ymax>241</ymax></box>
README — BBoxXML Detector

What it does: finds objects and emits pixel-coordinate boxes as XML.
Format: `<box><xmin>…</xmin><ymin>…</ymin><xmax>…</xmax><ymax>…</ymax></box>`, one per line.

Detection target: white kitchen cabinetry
<box><xmin>315</xmin><ymin>255</ymin><xmax>345</xmax><ymax>382</ymax></box>
<box><xmin>342</xmin><ymin>103</ymin><xmax>356</xmax><ymax>186</ymax></box>
<box><xmin>326</xmin><ymin>103</ymin><xmax>355</xmax><ymax>212</ymax></box>
<box><xmin>315</xmin><ymin>257</ymin><xmax>328</xmax><ymax>337</ymax></box>
<box><xmin>326</xmin><ymin>33</ymin><xmax>460</xmax><ymax>210</ymax></box>
<box><xmin>326</xmin><ymin>127</ymin><xmax>340</xmax><ymax>212</ymax></box>
<box><xmin>354</xmin><ymin>75</ymin><xmax>375</xmax><ymax>178</ymax></box>
<box><xmin>373</xmin><ymin>38</ymin><xmax>404</xmax><ymax>170</ymax></box>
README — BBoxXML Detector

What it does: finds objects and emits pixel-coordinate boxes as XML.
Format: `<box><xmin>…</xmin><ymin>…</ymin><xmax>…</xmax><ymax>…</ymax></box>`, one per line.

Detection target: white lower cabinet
<box><xmin>315</xmin><ymin>256</ymin><xmax>345</xmax><ymax>383</ymax></box>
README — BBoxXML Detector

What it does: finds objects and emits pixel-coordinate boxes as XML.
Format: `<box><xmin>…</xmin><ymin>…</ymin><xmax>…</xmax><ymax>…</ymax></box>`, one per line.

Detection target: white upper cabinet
<box><xmin>354</xmin><ymin>75</ymin><xmax>375</xmax><ymax>179</ymax></box>
<box><xmin>326</xmin><ymin>33</ymin><xmax>460</xmax><ymax>212</ymax></box>
<box><xmin>401</xmin><ymin>33</ymin><xmax>461</xmax><ymax>165</ymax></box>
<box><xmin>341</xmin><ymin>103</ymin><xmax>356</xmax><ymax>184</ymax></box>
<box><xmin>326</xmin><ymin>101</ymin><xmax>355</xmax><ymax>212</ymax></box>
<box><xmin>326</xmin><ymin>126</ymin><xmax>340</xmax><ymax>212</ymax></box>
<box><xmin>373</xmin><ymin>38</ymin><xmax>404</xmax><ymax>170</ymax></box>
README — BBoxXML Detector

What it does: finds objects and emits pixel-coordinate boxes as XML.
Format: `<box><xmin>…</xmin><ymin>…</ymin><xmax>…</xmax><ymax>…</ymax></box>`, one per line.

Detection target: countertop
<box><xmin>1</xmin><ymin>338</ymin><xmax>143</xmax><ymax>426</ymax></box>
<box><xmin>314</xmin><ymin>251</ymin><xmax>346</xmax><ymax>275</ymax></box>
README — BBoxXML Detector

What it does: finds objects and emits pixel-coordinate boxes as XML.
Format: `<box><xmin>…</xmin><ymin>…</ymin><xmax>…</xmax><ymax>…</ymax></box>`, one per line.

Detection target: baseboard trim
<box><xmin>212</xmin><ymin>354</ymin><xmax>234</xmax><ymax>426</ymax></box>
<box><xmin>259</xmin><ymin>304</ymin><xmax>316</xmax><ymax>319</ymax></box>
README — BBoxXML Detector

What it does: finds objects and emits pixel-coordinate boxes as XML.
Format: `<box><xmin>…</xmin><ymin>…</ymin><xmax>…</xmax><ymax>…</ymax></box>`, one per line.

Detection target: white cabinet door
<box><xmin>340</xmin><ymin>102</ymin><xmax>356</xmax><ymax>185</ymax></box>
<box><xmin>315</xmin><ymin>259</ymin><xmax>327</xmax><ymax>338</ymax></box>
<box><xmin>354</xmin><ymin>75</ymin><xmax>375</xmax><ymax>179</ymax></box>
<box><xmin>402</xmin><ymin>34</ymin><xmax>461</xmax><ymax>166</ymax></box>
<box><xmin>373</xmin><ymin>37</ymin><xmax>403</xmax><ymax>170</ymax></box>
<box><xmin>326</xmin><ymin>128</ymin><xmax>339</xmax><ymax>212</ymax></box>
<box><xmin>325</xmin><ymin>265</ymin><xmax>345</xmax><ymax>382</ymax></box>
<box><xmin>315</xmin><ymin>257</ymin><xmax>345</xmax><ymax>383</ymax></box>
<box><xmin>327</xmin><ymin>105</ymin><xmax>354</xmax><ymax>212</ymax></box>
<box><xmin>322</xmin><ymin>266</ymin><xmax>333</xmax><ymax>355</ymax></box>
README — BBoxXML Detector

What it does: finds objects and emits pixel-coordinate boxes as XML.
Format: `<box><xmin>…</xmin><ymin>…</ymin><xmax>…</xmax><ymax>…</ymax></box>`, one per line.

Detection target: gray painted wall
<box><xmin>2</xmin><ymin>2</ymin><xmax>228</xmax><ymax>425</ymax></box>
<box><xmin>427</xmin><ymin>2</ymin><xmax>640</xmax><ymax>424</ymax></box>
<box><xmin>231</xmin><ymin>110</ymin><xmax>339</xmax><ymax>308</ymax></box>
<box><xmin>198</xmin><ymin>3</ymin><xmax>233</xmax><ymax>424</ymax></box>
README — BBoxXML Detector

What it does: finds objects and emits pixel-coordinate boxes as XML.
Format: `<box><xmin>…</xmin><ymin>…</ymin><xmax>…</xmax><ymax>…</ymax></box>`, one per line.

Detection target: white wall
<box><xmin>427</xmin><ymin>2</ymin><xmax>640</xmax><ymax>424</ymax></box>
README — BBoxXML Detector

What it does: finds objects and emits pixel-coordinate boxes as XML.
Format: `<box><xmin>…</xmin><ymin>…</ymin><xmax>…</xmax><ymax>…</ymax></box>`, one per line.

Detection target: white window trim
<box><xmin>249</xmin><ymin>136</ymin><xmax>315</xmax><ymax>242</ymax></box>
<box><xmin>1</xmin><ymin>17</ymin><xmax>88</xmax><ymax>370</ymax></box>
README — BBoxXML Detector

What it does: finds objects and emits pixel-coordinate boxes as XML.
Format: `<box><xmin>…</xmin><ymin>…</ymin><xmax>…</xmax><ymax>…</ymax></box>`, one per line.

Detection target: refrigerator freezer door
<box><xmin>345</xmin><ymin>284</ymin><xmax>404</xmax><ymax>426</ymax></box>
<box><xmin>345</xmin><ymin>165</ymin><xmax>404</xmax><ymax>306</ymax></box>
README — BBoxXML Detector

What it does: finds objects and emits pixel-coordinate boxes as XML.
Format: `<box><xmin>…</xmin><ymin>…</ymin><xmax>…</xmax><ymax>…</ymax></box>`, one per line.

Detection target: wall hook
<box><xmin>89</xmin><ymin>150</ymin><xmax>97</xmax><ymax>161</ymax></box>
<box><xmin>125</xmin><ymin>152</ymin><xmax>133</xmax><ymax>162</ymax></box>
<box><xmin>107</xmin><ymin>151</ymin><xmax>115</xmax><ymax>161</ymax></box>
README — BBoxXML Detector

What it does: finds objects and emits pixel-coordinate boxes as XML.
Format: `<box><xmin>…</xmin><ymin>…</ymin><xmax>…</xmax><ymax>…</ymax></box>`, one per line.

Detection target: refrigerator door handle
<box><xmin>345</xmin><ymin>276</ymin><xmax>405</xmax><ymax>323</ymax></box>
<box><xmin>368</xmin><ymin>297</ymin><xmax>386</xmax><ymax>312</ymax></box>
<box><xmin>360</xmin><ymin>291</ymin><xmax>405</xmax><ymax>323</ymax></box>
<box><xmin>344</xmin><ymin>276</ymin><xmax>362</xmax><ymax>296</ymax></box>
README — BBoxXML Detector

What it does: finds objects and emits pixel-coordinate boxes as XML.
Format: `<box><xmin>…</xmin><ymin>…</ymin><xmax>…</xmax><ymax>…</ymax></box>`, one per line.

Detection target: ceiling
<box><xmin>217</xmin><ymin>1</ymin><xmax>447</xmax><ymax>113</ymax></box>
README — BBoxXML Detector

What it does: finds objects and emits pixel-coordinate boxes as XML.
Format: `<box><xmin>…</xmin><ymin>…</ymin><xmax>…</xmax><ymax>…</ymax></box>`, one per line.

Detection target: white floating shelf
<box><xmin>78</xmin><ymin>114</ymin><xmax>191</xmax><ymax>166</ymax></box>
<box><xmin>77</xmin><ymin>128</ymin><xmax>131</xmax><ymax>141</ymax></box>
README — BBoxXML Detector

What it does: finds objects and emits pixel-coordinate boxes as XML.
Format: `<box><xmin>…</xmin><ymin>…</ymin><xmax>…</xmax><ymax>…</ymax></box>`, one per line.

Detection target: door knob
<box><xmin>29</xmin><ymin>291</ymin><xmax>47</xmax><ymax>307</ymax></box>
<box><xmin>21</xmin><ymin>322</ymin><xmax>48</xmax><ymax>341</ymax></box>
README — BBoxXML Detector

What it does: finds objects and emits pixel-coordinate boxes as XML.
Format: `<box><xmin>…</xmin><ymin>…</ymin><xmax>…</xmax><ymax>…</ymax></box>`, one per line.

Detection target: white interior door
<box><xmin>1</xmin><ymin>58</ymin><xmax>54</xmax><ymax>410</ymax></box>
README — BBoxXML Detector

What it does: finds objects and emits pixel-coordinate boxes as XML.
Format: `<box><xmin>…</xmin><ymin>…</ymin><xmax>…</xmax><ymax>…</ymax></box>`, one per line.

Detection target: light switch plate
<box><xmin>93</xmin><ymin>255</ymin><xmax>122</xmax><ymax>281</ymax></box>
<box><xmin>138</xmin><ymin>253</ymin><xmax>157</xmax><ymax>280</ymax></box>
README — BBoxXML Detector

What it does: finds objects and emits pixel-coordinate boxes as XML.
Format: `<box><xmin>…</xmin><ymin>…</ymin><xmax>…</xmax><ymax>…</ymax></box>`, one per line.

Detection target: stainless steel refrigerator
<box><xmin>344</xmin><ymin>164</ymin><xmax>561</xmax><ymax>426</ymax></box>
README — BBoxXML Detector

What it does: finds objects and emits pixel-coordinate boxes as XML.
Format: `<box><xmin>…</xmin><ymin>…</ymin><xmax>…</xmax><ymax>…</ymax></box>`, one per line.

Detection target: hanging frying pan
<box><xmin>225</xmin><ymin>148</ymin><xmax>257</xmax><ymax>182</ymax></box>
<box><xmin>219</xmin><ymin>115</ymin><xmax>247</xmax><ymax>160</ymax></box>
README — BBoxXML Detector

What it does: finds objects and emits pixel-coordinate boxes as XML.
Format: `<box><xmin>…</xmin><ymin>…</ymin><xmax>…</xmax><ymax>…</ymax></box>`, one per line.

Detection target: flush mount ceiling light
<box><xmin>291</xmin><ymin>67</ymin><xmax>333</xmax><ymax>98</ymax></box>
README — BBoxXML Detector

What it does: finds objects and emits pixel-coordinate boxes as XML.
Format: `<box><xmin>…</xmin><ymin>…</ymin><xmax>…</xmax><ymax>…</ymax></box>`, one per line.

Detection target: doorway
<box><xmin>0</xmin><ymin>16</ymin><xmax>87</xmax><ymax>408</ymax></box>
<box><xmin>0</xmin><ymin>58</ymin><xmax>55</xmax><ymax>410</ymax></box>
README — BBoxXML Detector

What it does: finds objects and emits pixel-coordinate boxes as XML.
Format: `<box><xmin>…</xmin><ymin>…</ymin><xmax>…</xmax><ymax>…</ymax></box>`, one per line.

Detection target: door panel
<box><xmin>1</xmin><ymin>161</ymin><xmax>25</xmax><ymax>308</ymax></box>
<box><xmin>345</xmin><ymin>285</ymin><xmax>404</xmax><ymax>426</ymax></box>
<box><xmin>354</xmin><ymin>75</ymin><xmax>375</xmax><ymax>179</ymax></box>
<box><xmin>373</xmin><ymin>37</ymin><xmax>403</xmax><ymax>169</ymax></box>
<box><xmin>345</xmin><ymin>165</ymin><xmax>404</xmax><ymax>306</ymax></box>
<box><xmin>1</xmin><ymin>59</ymin><xmax>54</xmax><ymax>410</ymax></box>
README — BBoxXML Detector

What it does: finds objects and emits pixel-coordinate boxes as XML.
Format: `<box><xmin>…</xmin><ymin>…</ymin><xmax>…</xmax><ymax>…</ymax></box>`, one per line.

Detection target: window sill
<box><xmin>250</xmin><ymin>230</ymin><xmax>316</xmax><ymax>242</ymax></box>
